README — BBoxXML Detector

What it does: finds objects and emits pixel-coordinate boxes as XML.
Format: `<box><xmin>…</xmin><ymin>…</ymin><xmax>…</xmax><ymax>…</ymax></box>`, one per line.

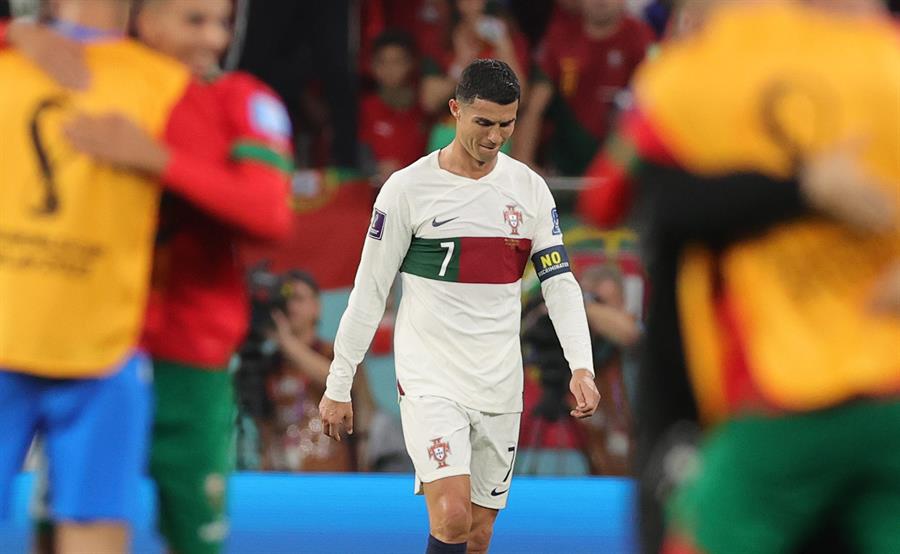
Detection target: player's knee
<box><xmin>430</xmin><ymin>498</ymin><xmax>471</xmax><ymax>543</ymax></box>
<box><xmin>467</xmin><ymin>521</ymin><xmax>494</xmax><ymax>553</ymax></box>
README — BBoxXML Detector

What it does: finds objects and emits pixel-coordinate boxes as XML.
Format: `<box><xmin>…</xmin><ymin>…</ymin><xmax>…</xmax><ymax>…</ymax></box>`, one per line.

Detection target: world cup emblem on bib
<box><xmin>428</xmin><ymin>437</ymin><xmax>451</xmax><ymax>469</ymax></box>
<box><xmin>503</xmin><ymin>205</ymin><xmax>522</xmax><ymax>236</ymax></box>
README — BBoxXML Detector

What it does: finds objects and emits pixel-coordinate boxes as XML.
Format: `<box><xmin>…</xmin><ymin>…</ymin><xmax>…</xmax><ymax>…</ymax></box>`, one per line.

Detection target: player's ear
<box><xmin>449</xmin><ymin>98</ymin><xmax>460</xmax><ymax>120</ymax></box>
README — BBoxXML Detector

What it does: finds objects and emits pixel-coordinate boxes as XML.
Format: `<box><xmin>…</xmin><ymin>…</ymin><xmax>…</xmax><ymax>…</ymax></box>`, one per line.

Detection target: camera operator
<box><xmin>581</xmin><ymin>264</ymin><xmax>641</xmax><ymax>475</ymax></box>
<box><xmin>265</xmin><ymin>270</ymin><xmax>375</xmax><ymax>472</ymax></box>
<box><xmin>235</xmin><ymin>269</ymin><xmax>376</xmax><ymax>471</ymax></box>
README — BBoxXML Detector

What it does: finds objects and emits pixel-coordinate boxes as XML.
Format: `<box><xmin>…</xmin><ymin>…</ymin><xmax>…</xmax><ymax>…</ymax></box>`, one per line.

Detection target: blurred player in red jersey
<box><xmin>3</xmin><ymin>1</ymin><xmax>294</xmax><ymax>553</ymax></box>
<box><xmin>514</xmin><ymin>0</ymin><xmax>654</xmax><ymax>175</ymax></box>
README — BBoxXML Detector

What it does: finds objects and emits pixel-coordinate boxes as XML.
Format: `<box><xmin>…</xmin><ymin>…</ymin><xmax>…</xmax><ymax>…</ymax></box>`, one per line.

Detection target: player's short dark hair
<box><xmin>372</xmin><ymin>28</ymin><xmax>416</xmax><ymax>57</ymax></box>
<box><xmin>455</xmin><ymin>59</ymin><xmax>520</xmax><ymax>106</ymax></box>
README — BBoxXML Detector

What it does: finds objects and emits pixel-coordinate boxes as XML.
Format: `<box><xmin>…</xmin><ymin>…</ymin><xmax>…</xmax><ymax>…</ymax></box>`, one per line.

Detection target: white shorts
<box><xmin>399</xmin><ymin>395</ymin><xmax>520</xmax><ymax>510</ymax></box>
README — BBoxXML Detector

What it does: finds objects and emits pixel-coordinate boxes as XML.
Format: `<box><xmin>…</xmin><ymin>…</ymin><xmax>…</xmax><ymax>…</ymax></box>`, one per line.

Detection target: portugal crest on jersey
<box><xmin>428</xmin><ymin>437</ymin><xmax>451</xmax><ymax>469</ymax></box>
<box><xmin>503</xmin><ymin>204</ymin><xmax>522</xmax><ymax>235</ymax></box>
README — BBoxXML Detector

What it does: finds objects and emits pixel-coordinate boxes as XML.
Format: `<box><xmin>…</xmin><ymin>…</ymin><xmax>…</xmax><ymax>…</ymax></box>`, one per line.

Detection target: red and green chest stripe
<box><xmin>400</xmin><ymin>236</ymin><xmax>533</xmax><ymax>284</ymax></box>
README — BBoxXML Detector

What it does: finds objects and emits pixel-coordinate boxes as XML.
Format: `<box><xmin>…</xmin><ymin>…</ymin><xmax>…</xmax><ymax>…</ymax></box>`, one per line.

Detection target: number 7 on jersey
<box><xmin>439</xmin><ymin>242</ymin><xmax>455</xmax><ymax>277</ymax></box>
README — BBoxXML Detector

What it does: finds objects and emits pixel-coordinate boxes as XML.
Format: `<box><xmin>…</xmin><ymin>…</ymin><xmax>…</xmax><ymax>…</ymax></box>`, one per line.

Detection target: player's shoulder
<box><xmin>86</xmin><ymin>40</ymin><xmax>192</xmax><ymax>109</ymax></box>
<box><xmin>377</xmin><ymin>151</ymin><xmax>437</xmax><ymax>200</ymax></box>
<box><xmin>498</xmin><ymin>153</ymin><xmax>548</xmax><ymax>190</ymax></box>
<box><xmin>209</xmin><ymin>70</ymin><xmax>277</xmax><ymax>99</ymax></box>
<box><xmin>95</xmin><ymin>39</ymin><xmax>188</xmax><ymax>79</ymax></box>
<box><xmin>209</xmin><ymin>70</ymin><xmax>292</xmax><ymax>147</ymax></box>
<box><xmin>389</xmin><ymin>151</ymin><xmax>439</xmax><ymax>183</ymax></box>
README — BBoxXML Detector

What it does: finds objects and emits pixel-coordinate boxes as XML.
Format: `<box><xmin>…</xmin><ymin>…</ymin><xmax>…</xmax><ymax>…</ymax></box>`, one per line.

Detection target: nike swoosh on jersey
<box><xmin>431</xmin><ymin>216</ymin><xmax>459</xmax><ymax>227</ymax></box>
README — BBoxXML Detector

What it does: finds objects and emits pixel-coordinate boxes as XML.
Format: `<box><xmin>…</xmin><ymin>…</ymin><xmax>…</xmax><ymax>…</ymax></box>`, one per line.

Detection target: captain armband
<box><xmin>531</xmin><ymin>245</ymin><xmax>572</xmax><ymax>282</ymax></box>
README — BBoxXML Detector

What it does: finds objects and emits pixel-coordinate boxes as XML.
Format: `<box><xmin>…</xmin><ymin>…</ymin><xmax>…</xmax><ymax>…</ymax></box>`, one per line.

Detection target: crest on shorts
<box><xmin>428</xmin><ymin>437</ymin><xmax>451</xmax><ymax>469</ymax></box>
<box><xmin>503</xmin><ymin>204</ymin><xmax>522</xmax><ymax>236</ymax></box>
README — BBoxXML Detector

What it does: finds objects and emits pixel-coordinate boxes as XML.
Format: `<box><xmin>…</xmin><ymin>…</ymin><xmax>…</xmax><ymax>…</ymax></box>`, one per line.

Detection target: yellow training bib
<box><xmin>636</xmin><ymin>3</ymin><xmax>900</xmax><ymax>415</ymax></box>
<box><xmin>0</xmin><ymin>39</ymin><xmax>190</xmax><ymax>377</ymax></box>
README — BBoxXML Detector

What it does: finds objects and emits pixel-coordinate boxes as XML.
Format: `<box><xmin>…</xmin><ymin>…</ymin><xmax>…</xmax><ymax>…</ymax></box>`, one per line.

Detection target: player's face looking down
<box><xmin>135</xmin><ymin>0</ymin><xmax>232</xmax><ymax>78</ymax></box>
<box><xmin>450</xmin><ymin>97</ymin><xmax>518</xmax><ymax>164</ymax></box>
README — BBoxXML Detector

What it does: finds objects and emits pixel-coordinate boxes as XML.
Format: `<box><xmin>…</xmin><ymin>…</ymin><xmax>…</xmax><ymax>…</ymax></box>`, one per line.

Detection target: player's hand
<box><xmin>869</xmin><ymin>262</ymin><xmax>900</xmax><ymax>316</ymax></box>
<box><xmin>8</xmin><ymin>20</ymin><xmax>89</xmax><ymax>90</ymax></box>
<box><xmin>319</xmin><ymin>395</ymin><xmax>354</xmax><ymax>442</ymax></box>
<box><xmin>64</xmin><ymin>113</ymin><xmax>170</xmax><ymax>175</ymax></box>
<box><xmin>569</xmin><ymin>368</ymin><xmax>600</xmax><ymax>419</ymax></box>
<box><xmin>800</xmin><ymin>139</ymin><xmax>896</xmax><ymax>234</ymax></box>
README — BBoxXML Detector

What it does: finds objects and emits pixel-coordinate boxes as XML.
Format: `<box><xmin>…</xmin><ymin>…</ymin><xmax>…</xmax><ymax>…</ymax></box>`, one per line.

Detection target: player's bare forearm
<box><xmin>64</xmin><ymin>113</ymin><xmax>171</xmax><ymax>175</ymax></box>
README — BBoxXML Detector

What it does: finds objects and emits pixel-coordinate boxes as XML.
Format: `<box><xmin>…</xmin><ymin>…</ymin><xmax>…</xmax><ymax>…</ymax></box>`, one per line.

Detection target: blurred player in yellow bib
<box><xmin>611</xmin><ymin>1</ymin><xmax>900</xmax><ymax>553</ymax></box>
<box><xmin>0</xmin><ymin>1</ymin><xmax>228</xmax><ymax>552</ymax></box>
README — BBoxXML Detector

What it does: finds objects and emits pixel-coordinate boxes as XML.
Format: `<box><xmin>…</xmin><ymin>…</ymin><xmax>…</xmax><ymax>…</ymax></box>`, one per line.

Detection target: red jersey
<box><xmin>359</xmin><ymin>93</ymin><xmax>427</xmax><ymax>168</ymax></box>
<box><xmin>144</xmin><ymin>72</ymin><xmax>294</xmax><ymax>368</ymax></box>
<box><xmin>535</xmin><ymin>16</ymin><xmax>653</xmax><ymax>141</ymax></box>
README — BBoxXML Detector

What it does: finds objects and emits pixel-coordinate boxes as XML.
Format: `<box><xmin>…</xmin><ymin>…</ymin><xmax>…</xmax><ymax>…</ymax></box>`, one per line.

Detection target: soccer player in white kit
<box><xmin>320</xmin><ymin>59</ymin><xmax>600</xmax><ymax>554</ymax></box>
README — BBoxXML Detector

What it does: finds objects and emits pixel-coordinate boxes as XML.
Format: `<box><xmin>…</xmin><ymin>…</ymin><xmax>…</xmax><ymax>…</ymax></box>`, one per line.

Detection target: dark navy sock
<box><xmin>426</xmin><ymin>534</ymin><xmax>467</xmax><ymax>553</ymax></box>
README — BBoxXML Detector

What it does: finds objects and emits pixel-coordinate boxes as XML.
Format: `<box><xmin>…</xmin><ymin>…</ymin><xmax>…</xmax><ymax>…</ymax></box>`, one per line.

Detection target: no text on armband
<box><xmin>531</xmin><ymin>245</ymin><xmax>571</xmax><ymax>282</ymax></box>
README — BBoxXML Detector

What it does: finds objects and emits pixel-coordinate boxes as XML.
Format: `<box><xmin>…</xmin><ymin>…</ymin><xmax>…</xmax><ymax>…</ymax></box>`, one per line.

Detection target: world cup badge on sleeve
<box><xmin>369</xmin><ymin>208</ymin><xmax>387</xmax><ymax>240</ymax></box>
<box><xmin>551</xmin><ymin>207</ymin><xmax>562</xmax><ymax>235</ymax></box>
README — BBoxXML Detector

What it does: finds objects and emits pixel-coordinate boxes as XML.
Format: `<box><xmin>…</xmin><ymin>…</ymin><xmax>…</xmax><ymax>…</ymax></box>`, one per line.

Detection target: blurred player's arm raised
<box><xmin>320</xmin><ymin>175</ymin><xmax>413</xmax><ymax>438</ymax></box>
<box><xmin>530</xmin><ymin>180</ymin><xmax>599</xmax><ymax>418</ymax></box>
<box><xmin>581</xmin><ymin>108</ymin><xmax>894</xmax><ymax>239</ymax></box>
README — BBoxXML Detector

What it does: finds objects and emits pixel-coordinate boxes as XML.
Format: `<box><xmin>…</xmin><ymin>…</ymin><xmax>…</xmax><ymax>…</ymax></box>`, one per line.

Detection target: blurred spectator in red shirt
<box><xmin>419</xmin><ymin>0</ymin><xmax>529</xmax><ymax>116</ymax></box>
<box><xmin>514</xmin><ymin>0</ymin><xmax>654</xmax><ymax>176</ymax></box>
<box><xmin>360</xmin><ymin>0</ymin><xmax>450</xmax><ymax>76</ymax></box>
<box><xmin>359</xmin><ymin>30</ymin><xmax>428</xmax><ymax>187</ymax></box>
<box><xmin>543</xmin><ymin>0</ymin><xmax>583</xmax><ymax>45</ymax></box>
<box><xmin>419</xmin><ymin>0</ymin><xmax>530</xmax><ymax>154</ymax></box>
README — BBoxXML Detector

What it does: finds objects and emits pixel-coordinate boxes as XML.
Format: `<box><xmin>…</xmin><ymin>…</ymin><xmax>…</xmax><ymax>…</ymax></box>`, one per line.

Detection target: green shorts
<box><xmin>151</xmin><ymin>360</ymin><xmax>235</xmax><ymax>554</ymax></box>
<box><xmin>668</xmin><ymin>399</ymin><xmax>900</xmax><ymax>554</ymax></box>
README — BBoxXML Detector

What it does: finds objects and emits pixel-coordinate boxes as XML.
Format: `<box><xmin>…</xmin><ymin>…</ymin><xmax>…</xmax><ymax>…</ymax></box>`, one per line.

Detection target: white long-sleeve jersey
<box><xmin>325</xmin><ymin>151</ymin><xmax>593</xmax><ymax>414</ymax></box>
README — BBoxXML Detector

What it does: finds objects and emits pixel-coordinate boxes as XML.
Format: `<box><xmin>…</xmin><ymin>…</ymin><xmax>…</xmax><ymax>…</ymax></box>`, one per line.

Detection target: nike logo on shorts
<box><xmin>490</xmin><ymin>487</ymin><xmax>509</xmax><ymax>496</ymax></box>
<box><xmin>431</xmin><ymin>217</ymin><xmax>459</xmax><ymax>227</ymax></box>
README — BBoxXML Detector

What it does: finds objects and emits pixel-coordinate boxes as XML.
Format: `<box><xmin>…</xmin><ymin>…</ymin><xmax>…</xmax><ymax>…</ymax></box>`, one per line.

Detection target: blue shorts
<box><xmin>0</xmin><ymin>352</ymin><xmax>152</xmax><ymax>523</ymax></box>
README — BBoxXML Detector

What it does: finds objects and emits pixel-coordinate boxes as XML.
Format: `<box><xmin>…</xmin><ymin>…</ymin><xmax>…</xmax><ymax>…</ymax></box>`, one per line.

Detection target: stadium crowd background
<box><xmin>4</xmin><ymin>0</ymin><xmax>898</xmax><ymax>479</ymax></box>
